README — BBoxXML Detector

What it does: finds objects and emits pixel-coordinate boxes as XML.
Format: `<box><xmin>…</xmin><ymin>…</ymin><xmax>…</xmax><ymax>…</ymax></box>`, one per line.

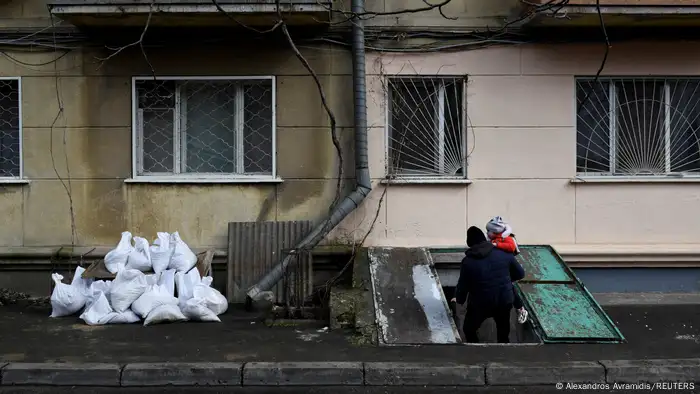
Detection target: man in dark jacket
<box><xmin>452</xmin><ymin>226</ymin><xmax>525</xmax><ymax>343</ymax></box>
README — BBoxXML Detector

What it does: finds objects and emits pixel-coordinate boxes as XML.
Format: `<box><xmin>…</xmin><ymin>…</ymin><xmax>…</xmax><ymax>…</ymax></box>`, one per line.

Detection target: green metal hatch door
<box><xmin>515</xmin><ymin>245</ymin><xmax>625</xmax><ymax>343</ymax></box>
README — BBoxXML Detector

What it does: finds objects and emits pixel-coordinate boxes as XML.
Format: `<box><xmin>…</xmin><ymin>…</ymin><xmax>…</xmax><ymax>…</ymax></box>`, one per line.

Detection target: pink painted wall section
<box><xmin>329</xmin><ymin>42</ymin><xmax>700</xmax><ymax>250</ymax></box>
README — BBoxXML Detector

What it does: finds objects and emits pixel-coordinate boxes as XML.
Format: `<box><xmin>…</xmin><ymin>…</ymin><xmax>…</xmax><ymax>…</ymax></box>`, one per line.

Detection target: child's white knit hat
<box><xmin>486</xmin><ymin>216</ymin><xmax>507</xmax><ymax>234</ymax></box>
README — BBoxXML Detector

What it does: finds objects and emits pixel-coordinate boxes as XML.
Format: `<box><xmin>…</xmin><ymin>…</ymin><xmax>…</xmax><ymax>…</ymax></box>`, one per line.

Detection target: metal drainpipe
<box><xmin>246</xmin><ymin>0</ymin><xmax>371</xmax><ymax>301</ymax></box>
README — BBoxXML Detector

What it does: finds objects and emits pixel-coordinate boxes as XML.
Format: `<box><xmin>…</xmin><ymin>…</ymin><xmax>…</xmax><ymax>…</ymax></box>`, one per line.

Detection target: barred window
<box><xmin>577</xmin><ymin>77</ymin><xmax>700</xmax><ymax>176</ymax></box>
<box><xmin>134</xmin><ymin>77</ymin><xmax>275</xmax><ymax>178</ymax></box>
<box><xmin>387</xmin><ymin>76</ymin><xmax>466</xmax><ymax>178</ymax></box>
<box><xmin>0</xmin><ymin>79</ymin><xmax>20</xmax><ymax>178</ymax></box>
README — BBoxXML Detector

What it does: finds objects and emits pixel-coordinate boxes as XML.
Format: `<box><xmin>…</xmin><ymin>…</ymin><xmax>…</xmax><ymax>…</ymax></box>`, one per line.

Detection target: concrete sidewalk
<box><xmin>2</xmin><ymin>304</ymin><xmax>700</xmax><ymax>363</ymax></box>
<box><xmin>1</xmin><ymin>303</ymin><xmax>700</xmax><ymax>387</ymax></box>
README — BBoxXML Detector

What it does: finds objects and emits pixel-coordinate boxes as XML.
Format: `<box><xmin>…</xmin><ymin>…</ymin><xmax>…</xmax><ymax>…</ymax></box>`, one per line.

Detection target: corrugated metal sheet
<box><xmin>227</xmin><ymin>221</ymin><xmax>313</xmax><ymax>304</ymax></box>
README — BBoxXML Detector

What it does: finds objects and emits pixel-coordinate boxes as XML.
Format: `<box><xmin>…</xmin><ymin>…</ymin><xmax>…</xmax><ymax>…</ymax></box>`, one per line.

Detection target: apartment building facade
<box><xmin>1</xmin><ymin>0</ymin><xmax>700</xmax><ymax>293</ymax></box>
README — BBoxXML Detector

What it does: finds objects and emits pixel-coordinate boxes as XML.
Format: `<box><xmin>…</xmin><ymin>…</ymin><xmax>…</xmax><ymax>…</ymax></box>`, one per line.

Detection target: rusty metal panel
<box><xmin>227</xmin><ymin>221</ymin><xmax>312</xmax><ymax>305</ymax></box>
<box><xmin>518</xmin><ymin>283</ymin><xmax>623</xmax><ymax>342</ymax></box>
<box><xmin>368</xmin><ymin>247</ymin><xmax>461</xmax><ymax>346</ymax></box>
<box><xmin>517</xmin><ymin>245</ymin><xmax>574</xmax><ymax>282</ymax></box>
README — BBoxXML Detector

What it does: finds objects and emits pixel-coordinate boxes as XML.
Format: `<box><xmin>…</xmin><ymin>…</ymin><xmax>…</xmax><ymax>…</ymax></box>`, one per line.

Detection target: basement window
<box><xmin>576</xmin><ymin>77</ymin><xmax>700</xmax><ymax>178</ymax></box>
<box><xmin>132</xmin><ymin>77</ymin><xmax>276</xmax><ymax>182</ymax></box>
<box><xmin>0</xmin><ymin>78</ymin><xmax>21</xmax><ymax>180</ymax></box>
<box><xmin>386</xmin><ymin>76</ymin><xmax>468</xmax><ymax>180</ymax></box>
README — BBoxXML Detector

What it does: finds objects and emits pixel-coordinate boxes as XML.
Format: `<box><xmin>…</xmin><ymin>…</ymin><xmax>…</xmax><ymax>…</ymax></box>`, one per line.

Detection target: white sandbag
<box><xmin>109</xmin><ymin>269</ymin><xmax>148</xmax><ymax>313</ymax></box>
<box><xmin>125</xmin><ymin>236</ymin><xmax>152</xmax><ymax>272</ymax></box>
<box><xmin>50</xmin><ymin>273</ymin><xmax>88</xmax><ymax>317</ymax></box>
<box><xmin>168</xmin><ymin>232</ymin><xmax>197</xmax><ymax>273</ymax></box>
<box><xmin>80</xmin><ymin>292</ymin><xmax>112</xmax><ymax>325</ymax></box>
<box><xmin>104</xmin><ymin>231</ymin><xmax>134</xmax><ymax>274</ymax></box>
<box><xmin>131</xmin><ymin>284</ymin><xmax>178</xmax><ymax>318</ymax></box>
<box><xmin>175</xmin><ymin>268</ymin><xmax>200</xmax><ymax>306</ymax></box>
<box><xmin>192</xmin><ymin>276</ymin><xmax>228</xmax><ymax>316</ymax></box>
<box><xmin>158</xmin><ymin>269</ymin><xmax>176</xmax><ymax>296</ymax></box>
<box><xmin>85</xmin><ymin>280</ymin><xmax>112</xmax><ymax>308</ymax></box>
<box><xmin>144</xmin><ymin>273</ymin><xmax>160</xmax><ymax>286</ymax></box>
<box><xmin>80</xmin><ymin>293</ymin><xmax>140</xmax><ymax>325</ymax></box>
<box><xmin>101</xmin><ymin>309</ymin><xmax>140</xmax><ymax>324</ymax></box>
<box><xmin>150</xmin><ymin>232</ymin><xmax>173</xmax><ymax>275</ymax></box>
<box><xmin>143</xmin><ymin>304</ymin><xmax>187</xmax><ymax>326</ymax></box>
<box><xmin>70</xmin><ymin>266</ymin><xmax>92</xmax><ymax>294</ymax></box>
<box><xmin>182</xmin><ymin>297</ymin><xmax>221</xmax><ymax>322</ymax></box>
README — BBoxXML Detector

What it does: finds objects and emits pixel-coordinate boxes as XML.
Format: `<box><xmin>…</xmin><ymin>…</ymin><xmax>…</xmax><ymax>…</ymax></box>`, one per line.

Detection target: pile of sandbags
<box><xmin>49</xmin><ymin>231</ymin><xmax>228</xmax><ymax>326</ymax></box>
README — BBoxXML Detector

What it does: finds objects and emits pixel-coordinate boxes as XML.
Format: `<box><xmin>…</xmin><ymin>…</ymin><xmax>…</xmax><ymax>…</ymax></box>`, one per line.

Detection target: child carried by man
<box><xmin>486</xmin><ymin>216</ymin><xmax>529</xmax><ymax>324</ymax></box>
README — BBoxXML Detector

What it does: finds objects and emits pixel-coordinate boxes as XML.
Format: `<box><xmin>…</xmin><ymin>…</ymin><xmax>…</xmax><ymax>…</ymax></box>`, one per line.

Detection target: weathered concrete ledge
<box><xmin>1</xmin><ymin>363</ymin><xmax>121</xmax><ymax>386</ymax></box>
<box><xmin>487</xmin><ymin>361</ymin><xmax>605</xmax><ymax>386</ymax></box>
<box><xmin>365</xmin><ymin>362</ymin><xmax>484</xmax><ymax>386</ymax></box>
<box><xmin>601</xmin><ymin>358</ymin><xmax>700</xmax><ymax>383</ymax></box>
<box><xmin>0</xmin><ymin>360</ymin><xmax>698</xmax><ymax>386</ymax></box>
<box><xmin>243</xmin><ymin>362</ymin><xmax>364</xmax><ymax>386</ymax></box>
<box><xmin>121</xmin><ymin>362</ymin><xmax>242</xmax><ymax>386</ymax></box>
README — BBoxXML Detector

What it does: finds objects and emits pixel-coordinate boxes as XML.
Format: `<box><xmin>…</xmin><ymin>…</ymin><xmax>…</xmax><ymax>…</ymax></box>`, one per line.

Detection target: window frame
<box><xmin>0</xmin><ymin>77</ymin><xmax>24</xmax><ymax>182</ymax></box>
<box><xmin>575</xmin><ymin>76</ymin><xmax>700</xmax><ymax>179</ymax></box>
<box><xmin>384</xmin><ymin>75</ymin><xmax>469</xmax><ymax>181</ymax></box>
<box><xmin>130</xmin><ymin>75</ymin><xmax>277</xmax><ymax>182</ymax></box>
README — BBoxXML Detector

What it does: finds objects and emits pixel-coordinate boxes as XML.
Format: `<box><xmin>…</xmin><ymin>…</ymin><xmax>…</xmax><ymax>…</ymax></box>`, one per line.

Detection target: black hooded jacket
<box><xmin>454</xmin><ymin>241</ymin><xmax>525</xmax><ymax>308</ymax></box>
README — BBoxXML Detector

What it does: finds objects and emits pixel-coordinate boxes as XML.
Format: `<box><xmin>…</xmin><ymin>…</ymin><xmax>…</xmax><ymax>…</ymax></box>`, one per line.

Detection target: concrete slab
<box><xmin>601</xmin><ymin>358</ymin><xmax>700</xmax><ymax>383</ymax></box>
<box><xmin>243</xmin><ymin>362</ymin><xmax>363</xmax><ymax>386</ymax></box>
<box><xmin>486</xmin><ymin>361</ymin><xmax>605</xmax><ymax>386</ymax></box>
<box><xmin>121</xmin><ymin>363</ymin><xmax>242</xmax><ymax>386</ymax></box>
<box><xmin>368</xmin><ymin>247</ymin><xmax>460</xmax><ymax>345</ymax></box>
<box><xmin>364</xmin><ymin>362</ymin><xmax>484</xmax><ymax>386</ymax></box>
<box><xmin>0</xmin><ymin>363</ymin><xmax>6</xmax><ymax>385</ymax></box>
<box><xmin>2</xmin><ymin>363</ymin><xmax>121</xmax><ymax>386</ymax></box>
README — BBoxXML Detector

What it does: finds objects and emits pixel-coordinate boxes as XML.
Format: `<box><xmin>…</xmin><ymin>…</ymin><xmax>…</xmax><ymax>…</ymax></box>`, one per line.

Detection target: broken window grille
<box><xmin>387</xmin><ymin>76</ymin><xmax>466</xmax><ymax>178</ymax></box>
<box><xmin>0</xmin><ymin>78</ymin><xmax>20</xmax><ymax>178</ymax></box>
<box><xmin>576</xmin><ymin>77</ymin><xmax>700</xmax><ymax>176</ymax></box>
<box><xmin>134</xmin><ymin>77</ymin><xmax>274</xmax><ymax>178</ymax></box>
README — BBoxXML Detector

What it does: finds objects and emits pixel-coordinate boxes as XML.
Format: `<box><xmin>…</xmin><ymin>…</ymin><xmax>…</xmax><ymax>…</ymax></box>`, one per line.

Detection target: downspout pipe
<box><xmin>246</xmin><ymin>0</ymin><xmax>371</xmax><ymax>301</ymax></box>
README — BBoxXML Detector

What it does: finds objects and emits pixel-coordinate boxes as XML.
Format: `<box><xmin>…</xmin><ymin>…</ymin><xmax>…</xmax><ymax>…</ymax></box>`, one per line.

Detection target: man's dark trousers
<box><xmin>463</xmin><ymin>303</ymin><xmax>513</xmax><ymax>343</ymax></box>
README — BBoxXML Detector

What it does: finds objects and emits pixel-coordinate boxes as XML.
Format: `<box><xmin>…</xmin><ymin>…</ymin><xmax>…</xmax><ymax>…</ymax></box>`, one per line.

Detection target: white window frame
<box><xmin>0</xmin><ymin>77</ymin><xmax>25</xmax><ymax>183</ymax></box>
<box><xmin>130</xmin><ymin>76</ymin><xmax>277</xmax><ymax>183</ymax></box>
<box><xmin>575</xmin><ymin>76</ymin><xmax>700</xmax><ymax>180</ymax></box>
<box><xmin>384</xmin><ymin>75</ymin><xmax>469</xmax><ymax>182</ymax></box>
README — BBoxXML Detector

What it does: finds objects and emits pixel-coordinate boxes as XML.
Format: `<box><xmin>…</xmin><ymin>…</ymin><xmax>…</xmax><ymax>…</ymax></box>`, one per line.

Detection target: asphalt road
<box><xmin>1</xmin><ymin>387</ymin><xmax>698</xmax><ymax>394</ymax></box>
<box><xmin>0</xmin><ymin>387</ymin><xmax>676</xmax><ymax>394</ymax></box>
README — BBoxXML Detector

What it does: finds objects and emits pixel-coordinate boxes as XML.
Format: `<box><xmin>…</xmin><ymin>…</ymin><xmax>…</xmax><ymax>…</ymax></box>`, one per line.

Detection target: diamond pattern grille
<box><xmin>0</xmin><ymin>79</ymin><xmax>20</xmax><ymax>178</ymax></box>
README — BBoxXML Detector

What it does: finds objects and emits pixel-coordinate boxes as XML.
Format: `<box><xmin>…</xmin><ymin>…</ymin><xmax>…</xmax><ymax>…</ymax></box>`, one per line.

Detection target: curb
<box><xmin>0</xmin><ymin>359</ymin><xmax>698</xmax><ymax>387</ymax></box>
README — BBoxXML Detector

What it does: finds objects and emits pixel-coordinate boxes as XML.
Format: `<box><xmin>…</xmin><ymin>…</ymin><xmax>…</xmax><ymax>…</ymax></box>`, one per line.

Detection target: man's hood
<box><xmin>465</xmin><ymin>241</ymin><xmax>494</xmax><ymax>259</ymax></box>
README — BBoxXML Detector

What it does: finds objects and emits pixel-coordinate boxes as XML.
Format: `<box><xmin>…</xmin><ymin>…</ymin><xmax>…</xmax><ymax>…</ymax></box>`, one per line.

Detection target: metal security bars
<box><xmin>576</xmin><ymin>77</ymin><xmax>700</xmax><ymax>177</ymax></box>
<box><xmin>0</xmin><ymin>78</ymin><xmax>20</xmax><ymax>178</ymax></box>
<box><xmin>133</xmin><ymin>77</ymin><xmax>275</xmax><ymax>179</ymax></box>
<box><xmin>386</xmin><ymin>77</ymin><xmax>466</xmax><ymax>178</ymax></box>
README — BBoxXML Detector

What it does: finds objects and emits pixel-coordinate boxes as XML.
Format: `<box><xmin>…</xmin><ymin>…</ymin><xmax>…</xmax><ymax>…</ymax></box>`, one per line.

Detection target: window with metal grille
<box><xmin>576</xmin><ymin>77</ymin><xmax>700</xmax><ymax>176</ymax></box>
<box><xmin>387</xmin><ymin>76</ymin><xmax>466</xmax><ymax>178</ymax></box>
<box><xmin>0</xmin><ymin>78</ymin><xmax>20</xmax><ymax>178</ymax></box>
<box><xmin>133</xmin><ymin>77</ymin><xmax>275</xmax><ymax>179</ymax></box>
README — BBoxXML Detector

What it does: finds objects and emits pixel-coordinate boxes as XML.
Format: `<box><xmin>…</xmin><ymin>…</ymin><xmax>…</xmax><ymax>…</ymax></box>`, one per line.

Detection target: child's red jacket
<box><xmin>491</xmin><ymin>234</ymin><xmax>519</xmax><ymax>255</ymax></box>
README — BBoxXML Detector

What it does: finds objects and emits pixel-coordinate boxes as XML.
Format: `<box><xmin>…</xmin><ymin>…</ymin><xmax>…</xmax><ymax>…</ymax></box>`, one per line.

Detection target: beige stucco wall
<box><xmin>0</xmin><ymin>40</ymin><xmax>357</xmax><ymax>249</ymax></box>
<box><xmin>354</xmin><ymin>41</ymin><xmax>700</xmax><ymax>253</ymax></box>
